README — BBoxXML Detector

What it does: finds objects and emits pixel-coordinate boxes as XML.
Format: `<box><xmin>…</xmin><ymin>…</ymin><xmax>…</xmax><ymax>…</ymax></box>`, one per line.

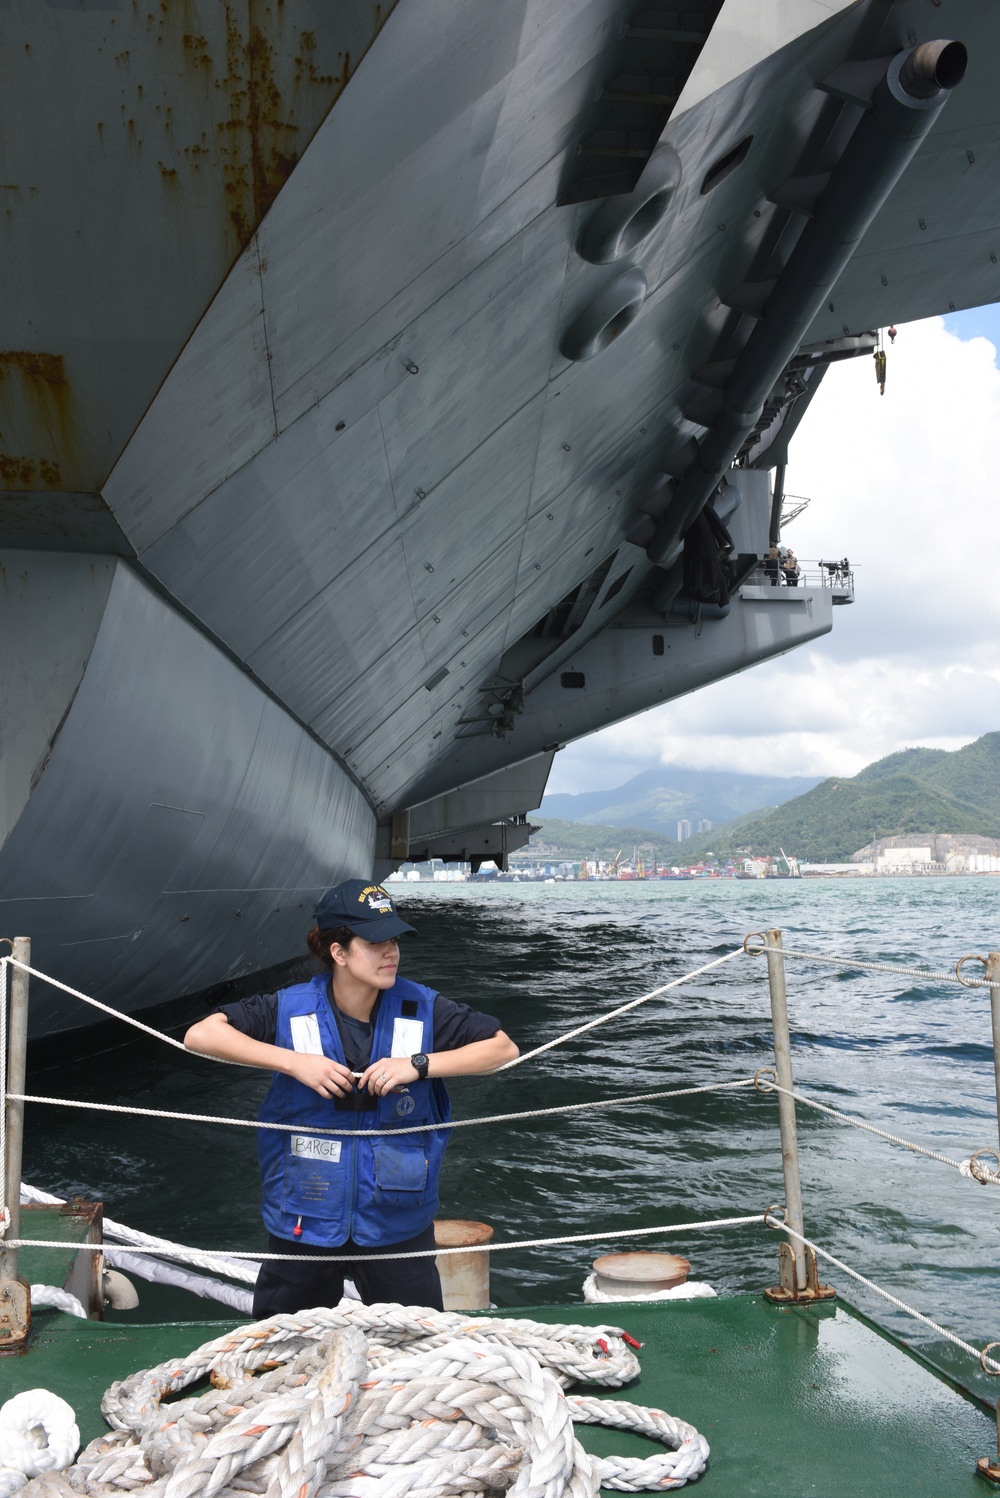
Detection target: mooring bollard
<box><xmin>1</xmin><ymin>936</ymin><xmax>31</xmax><ymax>1350</ymax></box>
<box><xmin>762</xmin><ymin>928</ymin><xmax>834</xmax><ymax>1305</ymax></box>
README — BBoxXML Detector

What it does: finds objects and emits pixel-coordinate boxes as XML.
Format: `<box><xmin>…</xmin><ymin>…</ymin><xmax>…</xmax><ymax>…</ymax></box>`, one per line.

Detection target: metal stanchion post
<box><xmin>0</xmin><ymin>937</ymin><xmax>31</xmax><ymax>1350</ymax></box>
<box><xmin>987</xmin><ymin>953</ymin><xmax>1000</xmax><ymax>1156</ymax></box>
<box><xmin>762</xmin><ymin>928</ymin><xmax>834</xmax><ymax>1305</ymax></box>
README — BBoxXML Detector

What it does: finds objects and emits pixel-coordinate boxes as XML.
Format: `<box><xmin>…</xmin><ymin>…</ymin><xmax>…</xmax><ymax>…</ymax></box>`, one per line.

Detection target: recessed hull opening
<box><xmin>701</xmin><ymin>134</ymin><xmax>753</xmax><ymax>194</ymax></box>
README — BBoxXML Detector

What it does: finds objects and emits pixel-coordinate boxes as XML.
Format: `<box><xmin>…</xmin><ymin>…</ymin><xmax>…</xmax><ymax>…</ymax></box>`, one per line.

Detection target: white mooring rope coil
<box><xmin>0</xmin><ymin>1390</ymin><xmax>80</xmax><ymax>1480</ymax></box>
<box><xmin>8</xmin><ymin>1303</ymin><xmax>709</xmax><ymax>1497</ymax></box>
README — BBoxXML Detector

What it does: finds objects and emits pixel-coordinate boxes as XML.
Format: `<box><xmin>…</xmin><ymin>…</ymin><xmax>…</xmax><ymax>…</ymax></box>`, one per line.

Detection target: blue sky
<box><xmin>547</xmin><ymin>303</ymin><xmax>1000</xmax><ymax>796</ymax></box>
<box><xmin>943</xmin><ymin>304</ymin><xmax>1000</xmax><ymax>348</ymax></box>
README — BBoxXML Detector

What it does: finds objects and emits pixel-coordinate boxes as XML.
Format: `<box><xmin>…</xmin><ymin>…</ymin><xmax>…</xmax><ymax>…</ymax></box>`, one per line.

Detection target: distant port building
<box><xmin>852</xmin><ymin>834</ymin><xmax>1000</xmax><ymax>874</ymax></box>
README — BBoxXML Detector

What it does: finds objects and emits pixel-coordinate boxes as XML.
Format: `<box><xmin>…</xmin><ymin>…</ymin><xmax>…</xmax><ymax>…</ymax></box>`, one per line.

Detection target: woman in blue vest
<box><xmin>184</xmin><ymin>879</ymin><xmax>518</xmax><ymax>1315</ymax></box>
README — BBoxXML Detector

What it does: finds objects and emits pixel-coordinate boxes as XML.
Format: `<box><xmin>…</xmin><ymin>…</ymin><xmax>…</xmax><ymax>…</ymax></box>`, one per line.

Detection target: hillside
<box><xmin>851</xmin><ymin>734</ymin><xmax>1000</xmax><ymax>809</ymax></box>
<box><xmin>539</xmin><ymin>765</ymin><xmax>820</xmax><ymax>836</ymax></box>
<box><xmin>675</xmin><ymin>733</ymin><xmax>1000</xmax><ymax>862</ymax></box>
<box><xmin>523</xmin><ymin>819</ymin><xmax>675</xmax><ymax>861</ymax></box>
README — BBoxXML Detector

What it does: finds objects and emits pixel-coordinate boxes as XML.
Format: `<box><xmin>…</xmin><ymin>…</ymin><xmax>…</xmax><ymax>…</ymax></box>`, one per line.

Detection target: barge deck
<box><xmin>5</xmin><ymin>1293</ymin><xmax>995</xmax><ymax>1496</ymax></box>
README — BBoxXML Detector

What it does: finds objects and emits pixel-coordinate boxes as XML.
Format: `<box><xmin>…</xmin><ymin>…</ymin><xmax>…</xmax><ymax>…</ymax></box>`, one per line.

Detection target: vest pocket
<box><xmin>371</xmin><ymin>1138</ymin><xmax>428</xmax><ymax>1200</ymax></box>
<box><xmin>281</xmin><ymin>1136</ymin><xmax>349</xmax><ymax>1222</ymax></box>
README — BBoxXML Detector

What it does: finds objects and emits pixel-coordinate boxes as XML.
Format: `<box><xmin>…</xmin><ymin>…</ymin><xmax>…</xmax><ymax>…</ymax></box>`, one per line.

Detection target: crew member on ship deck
<box><xmin>184</xmin><ymin>880</ymin><xmax>517</xmax><ymax>1315</ymax></box>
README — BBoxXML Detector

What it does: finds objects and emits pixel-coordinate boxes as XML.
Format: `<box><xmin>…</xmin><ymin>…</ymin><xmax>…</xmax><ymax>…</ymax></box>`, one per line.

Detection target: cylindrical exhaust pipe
<box><xmin>897</xmin><ymin>39</ymin><xmax>967</xmax><ymax>99</ymax></box>
<box><xmin>646</xmin><ymin>40</ymin><xmax>967</xmax><ymax>569</ymax></box>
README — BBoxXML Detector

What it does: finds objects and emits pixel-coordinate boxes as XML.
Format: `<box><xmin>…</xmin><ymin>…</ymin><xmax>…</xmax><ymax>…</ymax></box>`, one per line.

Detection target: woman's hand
<box><xmin>286</xmin><ymin>1053</ymin><xmax>356</xmax><ymax>1099</ymax></box>
<box><xmin>357</xmin><ymin>1055</ymin><xmax>418</xmax><ymax>1096</ymax></box>
<box><xmin>358</xmin><ymin>1032</ymin><xmax>518</xmax><ymax>1096</ymax></box>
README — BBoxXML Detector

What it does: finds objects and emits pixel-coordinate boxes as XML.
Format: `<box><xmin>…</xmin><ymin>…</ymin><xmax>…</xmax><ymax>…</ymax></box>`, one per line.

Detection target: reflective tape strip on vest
<box><xmin>257</xmin><ymin>974</ymin><xmax>451</xmax><ymax>1247</ymax></box>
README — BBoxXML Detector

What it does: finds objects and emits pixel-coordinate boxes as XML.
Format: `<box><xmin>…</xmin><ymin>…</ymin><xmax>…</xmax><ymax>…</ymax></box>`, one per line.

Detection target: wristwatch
<box><xmin>410</xmin><ymin>1052</ymin><xmax>429</xmax><ymax>1080</ymax></box>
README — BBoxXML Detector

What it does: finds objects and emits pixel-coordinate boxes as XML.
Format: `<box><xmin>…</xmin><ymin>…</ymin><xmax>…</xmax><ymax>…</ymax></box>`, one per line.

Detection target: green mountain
<box><xmin>539</xmin><ymin>766</ymin><xmax>820</xmax><ymax>835</ymax></box>
<box><xmin>859</xmin><ymin>732</ymin><xmax>1000</xmax><ymax>818</ymax></box>
<box><xmin>677</xmin><ymin>733</ymin><xmax>1000</xmax><ymax>862</ymax></box>
<box><xmin>853</xmin><ymin>746</ymin><xmax>950</xmax><ymax>784</ymax></box>
<box><xmin>521</xmin><ymin>819</ymin><xmax>674</xmax><ymax>861</ymax></box>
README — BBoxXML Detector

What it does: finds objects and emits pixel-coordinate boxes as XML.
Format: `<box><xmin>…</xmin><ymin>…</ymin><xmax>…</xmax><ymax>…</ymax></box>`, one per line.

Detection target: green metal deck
<box><xmin>1</xmin><ymin>1294</ymin><xmax>994</xmax><ymax>1495</ymax></box>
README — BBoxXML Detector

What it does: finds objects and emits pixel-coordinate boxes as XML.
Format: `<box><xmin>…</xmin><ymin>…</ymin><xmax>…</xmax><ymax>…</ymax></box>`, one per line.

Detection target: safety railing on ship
<box><xmin>3</xmin><ymin>932</ymin><xmax>1000</xmax><ymax>1473</ymax></box>
<box><xmin>742</xmin><ymin>559</ymin><xmax>855</xmax><ymax>600</ymax></box>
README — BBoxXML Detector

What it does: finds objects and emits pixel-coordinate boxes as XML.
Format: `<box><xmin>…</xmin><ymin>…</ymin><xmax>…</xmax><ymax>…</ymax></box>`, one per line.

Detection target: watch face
<box><xmin>412</xmin><ymin>1052</ymin><xmax>429</xmax><ymax>1075</ymax></box>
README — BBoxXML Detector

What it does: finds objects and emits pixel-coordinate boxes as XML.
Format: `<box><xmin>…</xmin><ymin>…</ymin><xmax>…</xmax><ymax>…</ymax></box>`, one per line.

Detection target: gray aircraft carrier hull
<box><xmin>3</xmin><ymin>0</ymin><xmax>998</xmax><ymax>1037</ymax></box>
<box><xmin>0</xmin><ymin>553</ymin><xmax>373</xmax><ymax>1037</ymax></box>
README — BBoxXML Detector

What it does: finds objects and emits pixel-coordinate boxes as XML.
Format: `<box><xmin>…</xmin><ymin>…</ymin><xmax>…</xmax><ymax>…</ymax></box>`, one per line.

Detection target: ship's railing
<box><xmin>742</xmin><ymin>557</ymin><xmax>855</xmax><ymax>602</ymax></box>
<box><xmin>4</xmin><ymin>934</ymin><xmax>1000</xmax><ymax>1472</ymax></box>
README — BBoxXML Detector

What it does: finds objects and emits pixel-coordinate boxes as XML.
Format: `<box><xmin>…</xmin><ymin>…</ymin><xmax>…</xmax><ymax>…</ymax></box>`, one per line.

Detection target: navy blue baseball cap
<box><xmin>315</xmin><ymin>880</ymin><xmax>417</xmax><ymax>941</ymax></box>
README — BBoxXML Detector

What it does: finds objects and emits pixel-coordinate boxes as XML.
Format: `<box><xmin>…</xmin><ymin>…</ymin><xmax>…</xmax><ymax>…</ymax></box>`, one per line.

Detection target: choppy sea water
<box><xmin>21</xmin><ymin>876</ymin><xmax>1000</xmax><ymax>1393</ymax></box>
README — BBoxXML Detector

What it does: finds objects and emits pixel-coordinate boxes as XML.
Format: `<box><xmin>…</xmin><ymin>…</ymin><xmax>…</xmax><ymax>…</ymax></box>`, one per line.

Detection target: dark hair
<box><xmin>307</xmin><ymin>925</ymin><xmax>356</xmax><ymax>967</ymax></box>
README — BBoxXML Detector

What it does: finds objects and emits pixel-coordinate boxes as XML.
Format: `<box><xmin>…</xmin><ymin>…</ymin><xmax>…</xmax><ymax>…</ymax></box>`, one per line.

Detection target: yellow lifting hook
<box><xmin>874</xmin><ymin>347</ymin><xmax>887</xmax><ymax>395</ymax></box>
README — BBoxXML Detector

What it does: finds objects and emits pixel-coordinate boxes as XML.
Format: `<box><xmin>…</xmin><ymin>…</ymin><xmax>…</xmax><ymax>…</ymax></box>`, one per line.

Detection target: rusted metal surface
<box><xmin>59</xmin><ymin>1199</ymin><xmax>105</xmax><ymax>1321</ymax></box>
<box><xmin>0</xmin><ymin>1278</ymin><xmax>31</xmax><ymax>1354</ymax></box>
<box><xmin>1</xmin><ymin>1</ymin><xmax>398</xmax><ymax>492</ymax></box>
<box><xmin>763</xmin><ymin>1241</ymin><xmax>836</xmax><ymax>1306</ymax></box>
<box><xmin>215</xmin><ymin>5</ymin><xmax>349</xmax><ymax>247</ymax></box>
<box><xmin>0</xmin><ymin>352</ymin><xmax>75</xmax><ymax>491</ymax></box>
<box><xmin>434</xmin><ymin>1219</ymin><xmax>493</xmax><ymax>1311</ymax></box>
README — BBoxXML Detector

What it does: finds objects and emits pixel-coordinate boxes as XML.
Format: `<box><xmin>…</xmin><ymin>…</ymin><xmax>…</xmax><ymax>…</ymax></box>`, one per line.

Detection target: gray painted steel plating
<box><xmin>0</xmin><ymin>556</ymin><xmax>373</xmax><ymax>1036</ymax></box>
<box><xmin>2</xmin><ymin>0</ymin><xmax>999</xmax><ymax>1031</ymax></box>
<box><xmin>646</xmin><ymin>38</ymin><xmax>968</xmax><ymax>568</ymax></box>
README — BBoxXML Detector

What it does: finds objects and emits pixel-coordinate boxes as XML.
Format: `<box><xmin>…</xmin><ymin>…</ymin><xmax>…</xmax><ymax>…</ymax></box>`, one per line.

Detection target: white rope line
<box><xmin>771</xmin><ymin>1216</ymin><xmax>1000</xmax><ymax>1375</ymax></box>
<box><xmin>746</xmin><ymin>941</ymin><xmax>994</xmax><ymax>989</ymax></box>
<box><xmin>2</xmin><ymin>948</ymin><xmax>747</xmax><ymax>1077</ymax></box>
<box><xmin>499</xmin><ymin>946</ymin><xmax>745</xmax><ymax>1068</ymax></box>
<box><xmin>6</xmin><ymin>1075</ymin><xmax>759</xmax><ymax>1138</ymax></box>
<box><xmin>0</xmin><ymin>953</ymin><xmax>254</xmax><ymax>1061</ymax></box>
<box><xmin>7</xmin><ymin>1211</ymin><xmax>764</xmax><ymax>1265</ymax></box>
<box><xmin>21</xmin><ymin>1180</ymin><xmax>261</xmax><ymax>1286</ymax></box>
<box><xmin>762</xmin><ymin>1078</ymin><xmax>989</xmax><ymax>1176</ymax></box>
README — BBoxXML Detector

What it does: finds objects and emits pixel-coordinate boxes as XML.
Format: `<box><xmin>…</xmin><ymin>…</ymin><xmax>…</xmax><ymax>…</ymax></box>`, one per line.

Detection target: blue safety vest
<box><xmin>257</xmin><ymin>975</ymin><xmax>451</xmax><ymax>1247</ymax></box>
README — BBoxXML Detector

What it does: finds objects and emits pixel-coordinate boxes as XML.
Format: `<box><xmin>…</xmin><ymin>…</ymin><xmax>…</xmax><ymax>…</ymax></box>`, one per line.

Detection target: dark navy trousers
<box><xmin>252</xmin><ymin>1223</ymin><xmax>443</xmax><ymax>1316</ymax></box>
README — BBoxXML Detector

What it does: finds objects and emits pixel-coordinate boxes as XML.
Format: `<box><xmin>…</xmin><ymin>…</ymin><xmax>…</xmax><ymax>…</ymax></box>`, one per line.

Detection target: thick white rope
<box><xmin>15</xmin><ymin>1067</ymin><xmax>999</xmax><ymax>1188</ymax></box>
<box><xmin>0</xmin><ymin>955</ymin><xmax>204</xmax><ymax>1057</ymax></box>
<box><xmin>5</xmin><ymin>1211</ymin><xmax>764</xmax><ymax>1266</ymax></box>
<box><xmin>499</xmin><ymin>948</ymin><xmax>744</xmax><ymax>1068</ymax></box>
<box><xmin>29</xmin><ymin>1284</ymin><xmax>88</xmax><ymax>1319</ymax></box>
<box><xmin>744</xmin><ymin>939</ymin><xmax>994</xmax><ymax>988</ymax></box>
<box><xmin>0</xmin><ymin>1390</ymin><xmax>80</xmax><ymax>1480</ymax></box>
<box><xmin>759</xmin><ymin>1077</ymin><xmax>1000</xmax><ymax>1180</ymax></box>
<box><xmin>58</xmin><ymin>1304</ymin><xmax>709</xmax><ymax>1497</ymax></box>
<box><xmin>0</xmin><ymin>948</ymin><xmax>745</xmax><ymax>1081</ymax></box>
<box><xmin>5</xmin><ymin>1076</ymin><xmax>757</xmax><ymax>1139</ymax></box>
<box><xmin>769</xmin><ymin>1214</ymin><xmax>1000</xmax><ymax>1375</ymax></box>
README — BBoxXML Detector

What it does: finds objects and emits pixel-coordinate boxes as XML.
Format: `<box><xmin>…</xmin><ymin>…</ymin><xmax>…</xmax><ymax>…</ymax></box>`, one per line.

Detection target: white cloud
<box><xmin>548</xmin><ymin>316</ymin><xmax>1000</xmax><ymax>794</ymax></box>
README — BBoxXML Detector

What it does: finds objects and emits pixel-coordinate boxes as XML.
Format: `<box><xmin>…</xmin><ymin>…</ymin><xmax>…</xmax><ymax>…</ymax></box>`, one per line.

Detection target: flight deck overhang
<box><xmin>397</xmin><ymin>584</ymin><xmax>833</xmax><ymax>817</ymax></box>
